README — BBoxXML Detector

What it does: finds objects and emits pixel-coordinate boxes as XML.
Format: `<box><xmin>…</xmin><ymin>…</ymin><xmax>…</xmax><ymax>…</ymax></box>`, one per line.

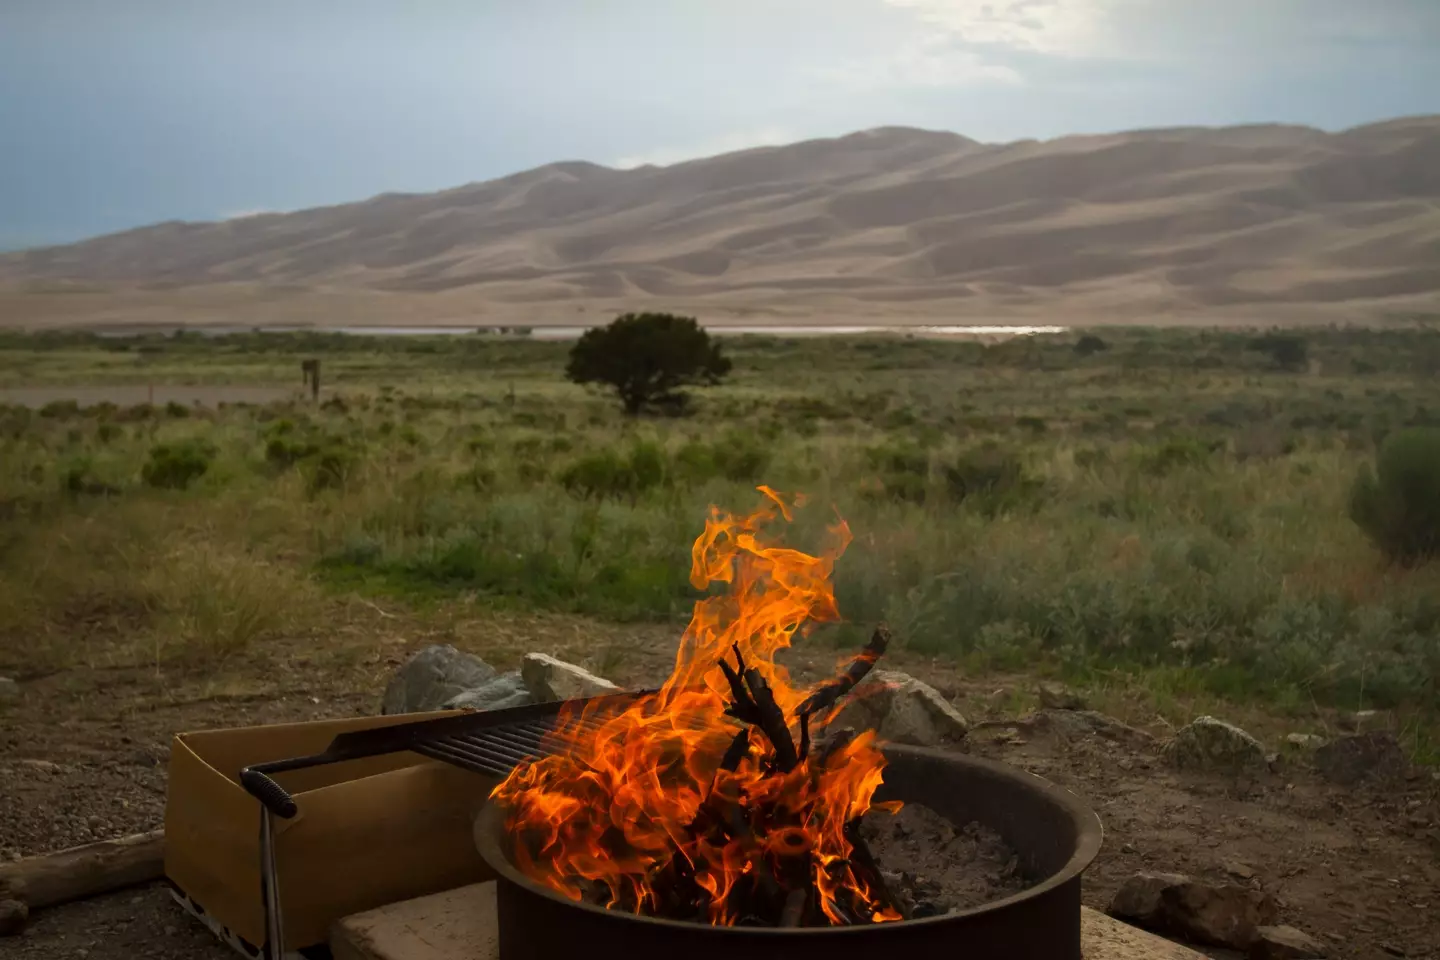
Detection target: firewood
<box><xmin>843</xmin><ymin>819</ymin><xmax>911</xmax><ymax>921</ymax></box>
<box><xmin>0</xmin><ymin>830</ymin><xmax>164</xmax><ymax>912</ymax></box>
<box><xmin>811</xmin><ymin>727</ymin><xmax>857</xmax><ymax>771</ymax></box>
<box><xmin>796</xmin><ymin>624</ymin><xmax>890</xmax><ymax>720</ymax></box>
<box><xmin>741</xmin><ymin>667</ymin><xmax>798</xmax><ymax>772</ymax></box>
<box><xmin>719</xmin><ymin>645</ymin><xmax>762</xmax><ymax>726</ymax></box>
<box><xmin>718</xmin><ymin>727</ymin><xmax>751</xmax><ymax>772</ymax></box>
<box><xmin>781</xmin><ymin>888</ymin><xmax>808</xmax><ymax>927</ymax></box>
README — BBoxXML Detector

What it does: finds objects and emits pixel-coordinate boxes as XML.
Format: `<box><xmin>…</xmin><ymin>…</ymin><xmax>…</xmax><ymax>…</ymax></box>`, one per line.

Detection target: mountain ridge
<box><xmin>3</xmin><ymin>117</ymin><xmax>1439</xmax><ymax>322</ymax></box>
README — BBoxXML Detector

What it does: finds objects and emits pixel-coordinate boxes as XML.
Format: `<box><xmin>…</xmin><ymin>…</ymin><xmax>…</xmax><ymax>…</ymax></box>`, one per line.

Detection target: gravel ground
<box><xmin>5</xmin><ymin>883</ymin><xmax>233</xmax><ymax>960</ymax></box>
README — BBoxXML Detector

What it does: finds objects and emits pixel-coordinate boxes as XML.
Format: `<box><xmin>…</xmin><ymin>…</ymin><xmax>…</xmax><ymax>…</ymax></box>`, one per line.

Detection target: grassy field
<box><xmin>2</xmin><ymin>324</ymin><xmax>1438</xmax><ymax>759</ymax></box>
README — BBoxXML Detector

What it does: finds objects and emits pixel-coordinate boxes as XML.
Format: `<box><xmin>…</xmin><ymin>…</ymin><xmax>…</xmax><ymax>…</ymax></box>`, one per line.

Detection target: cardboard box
<box><xmin>164</xmin><ymin>712</ymin><xmax>500</xmax><ymax>951</ymax></box>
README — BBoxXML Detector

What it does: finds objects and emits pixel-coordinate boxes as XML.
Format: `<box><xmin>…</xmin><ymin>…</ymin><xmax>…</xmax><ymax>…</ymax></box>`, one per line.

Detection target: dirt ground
<box><xmin>2</xmin><ymin>620</ymin><xmax>1437</xmax><ymax>960</ymax></box>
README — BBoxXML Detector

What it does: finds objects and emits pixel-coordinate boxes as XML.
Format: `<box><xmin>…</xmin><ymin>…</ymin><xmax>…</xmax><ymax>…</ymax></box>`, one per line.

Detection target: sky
<box><xmin>2</xmin><ymin>0</ymin><xmax>1438</xmax><ymax>250</ymax></box>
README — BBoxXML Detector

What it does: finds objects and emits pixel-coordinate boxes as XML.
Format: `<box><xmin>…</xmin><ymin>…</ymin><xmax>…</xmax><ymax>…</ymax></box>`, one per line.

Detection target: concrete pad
<box><xmin>331</xmin><ymin>882</ymin><xmax>498</xmax><ymax>960</ymax></box>
<box><xmin>331</xmin><ymin>883</ymin><xmax>1204</xmax><ymax>960</ymax></box>
<box><xmin>1082</xmin><ymin>907</ymin><xmax>1210</xmax><ymax>959</ymax></box>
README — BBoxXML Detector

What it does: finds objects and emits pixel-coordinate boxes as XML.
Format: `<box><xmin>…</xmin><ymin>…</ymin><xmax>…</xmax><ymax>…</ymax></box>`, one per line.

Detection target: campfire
<box><xmin>491</xmin><ymin>487</ymin><xmax>907</xmax><ymax>927</ymax></box>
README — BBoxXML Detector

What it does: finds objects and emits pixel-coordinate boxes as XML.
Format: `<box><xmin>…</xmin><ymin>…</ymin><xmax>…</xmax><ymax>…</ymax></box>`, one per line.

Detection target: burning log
<box><xmin>492</xmin><ymin>491</ymin><xmax>907</xmax><ymax>929</ymax></box>
<box><xmin>796</xmin><ymin>625</ymin><xmax>890</xmax><ymax>721</ymax></box>
<box><xmin>844</xmin><ymin>819</ymin><xmax>912</xmax><ymax>922</ymax></box>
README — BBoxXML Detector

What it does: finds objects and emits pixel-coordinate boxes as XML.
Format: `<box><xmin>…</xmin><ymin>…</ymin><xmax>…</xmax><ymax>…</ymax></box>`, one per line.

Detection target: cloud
<box><xmin>812</xmin><ymin>34</ymin><xmax>1024</xmax><ymax>90</ymax></box>
<box><xmin>881</xmin><ymin>0</ymin><xmax>1118</xmax><ymax>56</ymax></box>
<box><xmin>613</xmin><ymin>126</ymin><xmax>798</xmax><ymax>169</ymax></box>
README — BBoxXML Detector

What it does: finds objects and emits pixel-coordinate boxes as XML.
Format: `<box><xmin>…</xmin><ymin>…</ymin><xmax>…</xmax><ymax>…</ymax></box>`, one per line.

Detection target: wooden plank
<box><xmin>0</xmin><ymin>830</ymin><xmax>165</xmax><ymax>910</ymax></box>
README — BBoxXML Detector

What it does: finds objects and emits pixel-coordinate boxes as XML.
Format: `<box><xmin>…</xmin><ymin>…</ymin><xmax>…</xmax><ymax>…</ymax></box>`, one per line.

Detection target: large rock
<box><xmin>833</xmin><ymin>670</ymin><xmax>968</xmax><ymax>746</ymax></box>
<box><xmin>1163</xmin><ymin>717</ymin><xmax>1267</xmax><ymax>774</ymax></box>
<box><xmin>1312</xmin><ymin>732</ymin><xmax>1406</xmax><ymax>785</ymax></box>
<box><xmin>381</xmin><ymin>645</ymin><xmax>497</xmax><ymax>715</ymax></box>
<box><xmin>1251</xmin><ymin>925</ymin><xmax>1328</xmax><ymax>960</ymax></box>
<box><xmin>0</xmin><ymin>677</ymin><xmax>17</xmax><ymax>703</ymax></box>
<box><xmin>442</xmin><ymin>672</ymin><xmax>532</xmax><ymax>712</ymax></box>
<box><xmin>521</xmin><ymin>653</ymin><xmax>621</xmax><ymax>703</ymax></box>
<box><xmin>1108</xmin><ymin>871</ymin><xmax>1279</xmax><ymax>949</ymax></box>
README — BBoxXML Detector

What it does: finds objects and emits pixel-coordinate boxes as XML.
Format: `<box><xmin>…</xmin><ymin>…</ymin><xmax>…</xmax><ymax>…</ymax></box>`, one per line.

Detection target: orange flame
<box><xmin>490</xmin><ymin>487</ymin><xmax>901</xmax><ymax>926</ymax></box>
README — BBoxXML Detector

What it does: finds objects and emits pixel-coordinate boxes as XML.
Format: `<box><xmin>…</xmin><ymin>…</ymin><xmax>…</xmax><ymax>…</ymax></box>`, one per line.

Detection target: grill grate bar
<box><xmin>414</xmin><ymin>739</ymin><xmax>517</xmax><ymax>778</ymax></box>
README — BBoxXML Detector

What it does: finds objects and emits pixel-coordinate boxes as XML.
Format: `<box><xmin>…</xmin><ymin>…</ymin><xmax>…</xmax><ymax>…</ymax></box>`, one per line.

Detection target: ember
<box><xmin>490</xmin><ymin>487</ymin><xmax>906</xmax><ymax>927</ymax></box>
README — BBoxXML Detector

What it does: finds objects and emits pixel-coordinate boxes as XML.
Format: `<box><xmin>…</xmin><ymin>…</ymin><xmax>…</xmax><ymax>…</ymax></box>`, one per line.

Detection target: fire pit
<box><xmin>471</xmin><ymin>489</ymin><xmax>1102</xmax><ymax>959</ymax></box>
<box><xmin>476</xmin><ymin>745</ymin><xmax>1101</xmax><ymax>959</ymax></box>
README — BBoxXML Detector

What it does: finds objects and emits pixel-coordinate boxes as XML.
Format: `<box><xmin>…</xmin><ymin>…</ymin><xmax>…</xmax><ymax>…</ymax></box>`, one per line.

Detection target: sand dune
<box><xmin>3</xmin><ymin>117</ymin><xmax>1439</xmax><ymax>327</ymax></box>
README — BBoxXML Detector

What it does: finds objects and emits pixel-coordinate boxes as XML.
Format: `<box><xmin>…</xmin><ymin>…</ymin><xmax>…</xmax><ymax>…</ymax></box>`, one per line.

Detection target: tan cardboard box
<box><xmin>164</xmin><ymin>712</ymin><xmax>500</xmax><ymax>951</ymax></box>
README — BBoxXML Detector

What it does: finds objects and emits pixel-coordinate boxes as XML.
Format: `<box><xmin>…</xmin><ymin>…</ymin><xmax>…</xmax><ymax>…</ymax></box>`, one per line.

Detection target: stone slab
<box><xmin>1083</xmin><ymin>907</ymin><xmax>1210</xmax><ymax>959</ymax></box>
<box><xmin>331</xmin><ymin>883</ymin><xmax>1205</xmax><ymax>960</ymax></box>
<box><xmin>331</xmin><ymin>882</ymin><xmax>498</xmax><ymax>960</ymax></box>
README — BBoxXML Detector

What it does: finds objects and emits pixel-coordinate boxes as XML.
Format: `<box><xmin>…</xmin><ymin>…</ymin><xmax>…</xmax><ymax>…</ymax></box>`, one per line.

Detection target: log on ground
<box><xmin>0</xmin><ymin>830</ymin><xmax>165</xmax><ymax>911</ymax></box>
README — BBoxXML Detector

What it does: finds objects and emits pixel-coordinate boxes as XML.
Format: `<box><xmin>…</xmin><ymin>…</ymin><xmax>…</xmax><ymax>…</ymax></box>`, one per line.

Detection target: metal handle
<box><xmin>241</xmin><ymin>768</ymin><xmax>299</xmax><ymax>819</ymax></box>
<box><xmin>240</xmin><ymin>767</ymin><xmax>296</xmax><ymax>960</ymax></box>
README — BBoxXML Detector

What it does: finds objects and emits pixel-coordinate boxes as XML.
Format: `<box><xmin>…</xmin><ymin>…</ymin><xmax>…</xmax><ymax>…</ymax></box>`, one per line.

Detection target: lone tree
<box><xmin>566</xmin><ymin>312</ymin><xmax>731</xmax><ymax>415</ymax></box>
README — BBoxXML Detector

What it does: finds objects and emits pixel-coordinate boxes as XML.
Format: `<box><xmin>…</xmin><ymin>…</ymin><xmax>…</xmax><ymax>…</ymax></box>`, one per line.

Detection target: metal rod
<box><xmin>452</xmin><ymin>734</ymin><xmax>541</xmax><ymax>766</ymax></box>
<box><xmin>414</xmin><ymin>741</ymin><xmax>515</xmax><ymax>777</ymax></box>
<box><xmin>260</xmin><ymin>811</ymin><xmax>284</xmax><ymax>960</ymax></box>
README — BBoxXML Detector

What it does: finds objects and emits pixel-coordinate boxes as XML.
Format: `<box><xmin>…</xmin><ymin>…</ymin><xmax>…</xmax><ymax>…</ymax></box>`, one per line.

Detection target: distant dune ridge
<box><xmin>3</xmin><ymin>117</ymin><xmax>1439</xmax><ymax>328</ymax></box>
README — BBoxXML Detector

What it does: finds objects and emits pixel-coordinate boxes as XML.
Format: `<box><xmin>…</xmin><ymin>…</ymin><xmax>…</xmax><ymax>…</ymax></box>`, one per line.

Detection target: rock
<box><xmin>1109</xmin><ymin>871</ymin><xmax>1279</xmax><ymax>949</ymax></box>
<box><xmin>1250</xmin><ymin>924</ymin><xmax>1328</xmax><ymax>959</ymax></box>
<box><xmin>18</xmin><ymin>759</ymin><xmax>61</xmax><ymax>774</ymax></box>
<box><xmin>1037</xmin><ymin>710</ymin><xmax>1156</xmax><ymax>746</ymax></box>
<box><xmin>0</xmin><ymin>677</ymin><xmax>17</xmax><ymax>702</ymax></box>
<box><xmin>1284</xmin><ymin>733</ymin><xmax>1326</xmax><ymax>748</ymax></box>
<box><xmin>1223</xmin><ymin>861</ymin><xmax>1256</xmax><ymax>881</ymax></box>
<box><xmin>381</xmin><ymin>645</ymin><xmax>497</xmax><ymax>715</ymax></box>
<box><xmin>833</xmin><ymin>670</ymin><xmax>968</xmax><ymax>746</ymax></box>
<box><xmin>0</xmin><ymin>899</ymin><xmax>28</xmax><ymax>937</ymax></box>
<box><xmin>1337</xmin><ymin>709</ymin><xmax>1377</xmax><ymax>733</ymax></box>
<box><xmin>521</xmin><ymin>653</ymin><xmax>621</xmax><ymax>703</ymax></box>
<box><xmin>441</xmin><ymin>672</ymin><xmax>532</xmax><ymax>712</ymax></box>
<box><xmin>1313</xmin><ymin>732</ymin><xmax>1406</xmax><ymax>785</ymax></box>
<box><xmin>1037</xmin><ymin>682</ymin><xmax>1087</xmax><ymax>711</ymax></box>
<box><xmin>1163</xmin><ymin>717</ymin><xmax>1267</xmax><ymax>774</ymax></box>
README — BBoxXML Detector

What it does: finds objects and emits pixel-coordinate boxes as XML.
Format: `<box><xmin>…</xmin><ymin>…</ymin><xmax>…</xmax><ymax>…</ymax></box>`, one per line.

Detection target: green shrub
<box><xmin>861</xmin><ymin>443</ymin><xmax>930</xmax><ymax>504</ymax></box>
<box><xmin>1248</xmin><ymin>333</ymin><xmax>1309</xmax><ymax>372</ymax></box>
<box><xmin>1349</xmin><ymin>427</ymin><xmax>1440</xmax><ymax>565</ymax></box>
<box><xmin>1135</xmin><ymin>437</ymin><xmax>1220</xmax><ymax>476</ymax></box>
<box><xmin>39</xmin><ymin>399</ymin><xmax>80</xmax><ymax>419</ymax></box>
<box><xmin>1074</xmin><ymin>334</ymin><xmax>1109</xmax><ymax>356</ymax></box>
<box><xmin>303</xmin><ymin>443</ymin><xmax>360</xmax><ymax>494</ymax></box>
<box><xmin>141</xmin><ymin>440</ymin><xmax>215</xmax><ymax>490</ymax></box>
<box><xmin>164</xmin><ymin>400</ymin><xmax>191</xmax><ymax>418</ymax></box>
<box><xmin>675</xmin><ymin>434</ymin><xmax>772</xmax><ymax>484</ymax></box>
<box><xmin>559</xmin><ymin>443</ymin><xmax>668</xmax><ymax>501</ymax></box>
<box><xmin>941</xmin><ymin>443</ymin><xmax>1040</xmax><ymax>514</ymax></box>
<box><xmin>60</xmin><ymin>457</ymin><xmax>121</xmax><ymax>497</ymax></box>
<box><xmin>1016</xmin><ymin>416</ymin><xmax>1047</xmax><ymax>434</ymax></box>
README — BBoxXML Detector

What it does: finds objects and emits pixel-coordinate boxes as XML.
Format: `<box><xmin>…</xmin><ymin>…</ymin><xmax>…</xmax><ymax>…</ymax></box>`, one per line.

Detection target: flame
<box><xmin>491</xmin><ymin>487</ymin><xmax>901</xmax><ymax>926</ymax></box>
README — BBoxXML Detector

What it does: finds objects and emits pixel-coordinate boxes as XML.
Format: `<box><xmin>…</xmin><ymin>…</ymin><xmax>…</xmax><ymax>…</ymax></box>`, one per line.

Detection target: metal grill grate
<box><xmin>411</xmin><ymin>711</ymin><xmax>615</xmax><ymax>777</ymax></box>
